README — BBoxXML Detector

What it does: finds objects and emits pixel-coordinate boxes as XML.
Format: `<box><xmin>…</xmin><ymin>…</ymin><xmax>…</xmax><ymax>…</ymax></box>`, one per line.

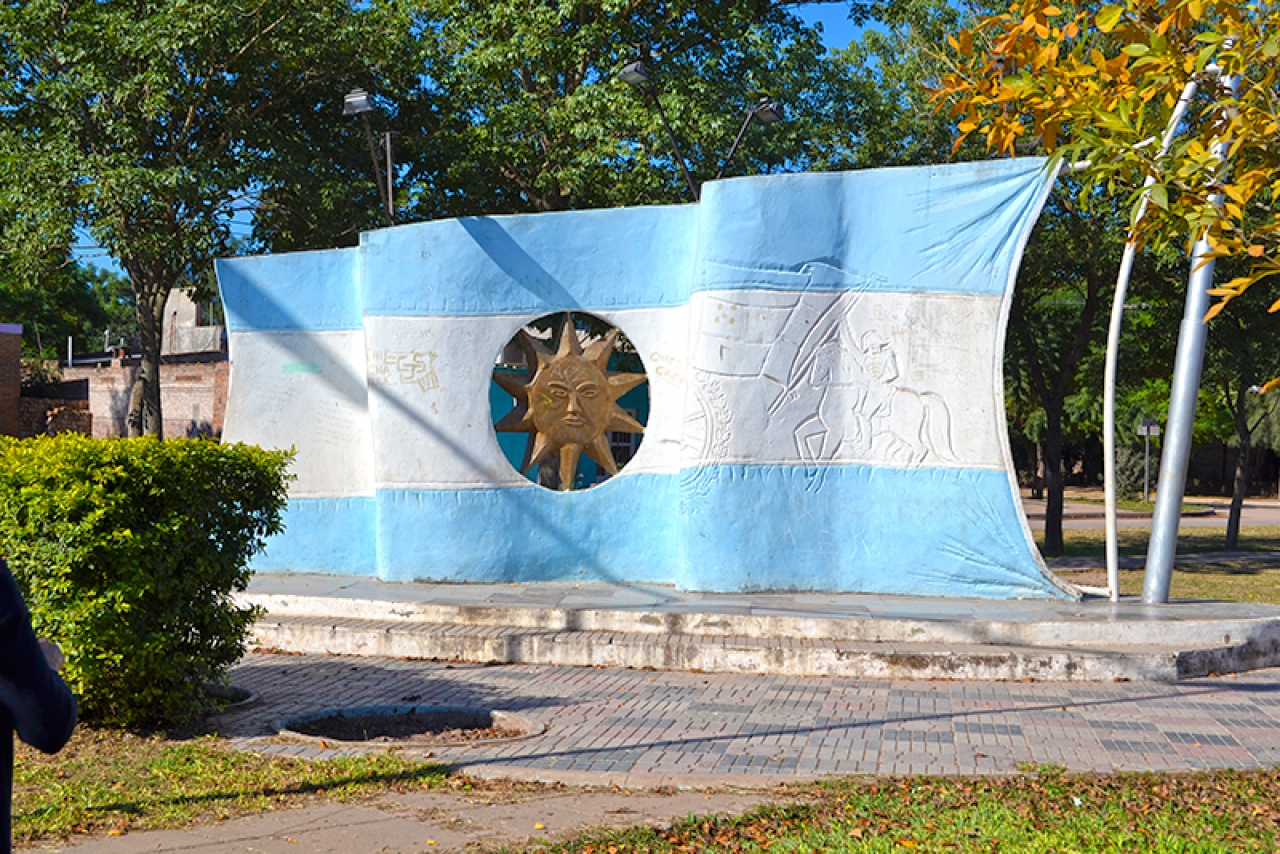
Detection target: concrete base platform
<box><xmin>240</xmin><ymin>574</ymin><xmax>1280</xmax><ymax>682</ymax></box>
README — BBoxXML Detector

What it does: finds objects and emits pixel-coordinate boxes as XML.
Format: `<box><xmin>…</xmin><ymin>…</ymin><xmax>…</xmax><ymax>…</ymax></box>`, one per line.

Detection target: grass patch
<box><xmin>12</xmin><ymin>728</ymin><xmax>448</xmax><ymax>846</ymax></box>
<box><xmin>1036</xmin><ymin>526</ymin><xmax>1280</xmax><ymax>558</ymax></box>
<box><xmin>541</xmin><ymin>769</ymin><xmax>1280</xmax><ymax>853</ymax></box>
<box><xmin>1055</xmin><ymin>565</ymin><xmax>1280</xmax><ymax>603</ymax></box>
<box><xmin>1059</xmin><ymin>496</ymin><xmax>1211</xmax><ymax>514</ymax></box>
<box><xmin>1041</xmin><ymin>527</ymin><xmax>1280</xmax><ymax>602</ymax></box>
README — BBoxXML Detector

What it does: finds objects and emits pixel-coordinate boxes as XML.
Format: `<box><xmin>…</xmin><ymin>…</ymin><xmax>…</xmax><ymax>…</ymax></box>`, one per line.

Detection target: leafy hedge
<box><xmin>0</xmin><ymin>435</ymin><xmax>292</xmax><ymax>727</ymax></box>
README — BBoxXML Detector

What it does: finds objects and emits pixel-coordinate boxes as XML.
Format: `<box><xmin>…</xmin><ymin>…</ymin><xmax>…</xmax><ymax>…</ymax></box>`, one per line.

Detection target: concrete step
<box><xmin>242</xmin><ymin>590</ymin><xmax>1280</xmax><ymax>650</ymax></box>
<box><xmin>249</xmin><ymin>614</ymin><xmax>1272</xmax><ymax>683</ymax></box>
<box><xmin>239</xmin><ymin>576</ymin><xmax>1280</xmax><ymax>683</ymax></box>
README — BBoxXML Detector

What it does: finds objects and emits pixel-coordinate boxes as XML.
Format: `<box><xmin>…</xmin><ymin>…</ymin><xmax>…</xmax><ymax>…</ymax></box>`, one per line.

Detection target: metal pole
<box><xmin>1101</xmin><ymin>78</ymin><xmax>1198</xmax><ymax>602</ymax></box>
<box><xmin>647</xmin><ymin>91</ymin><xmax>700</xmax><ymax>202</ymax></box>
<box><xmin>715</xmin><ymin>110</ymin><xmax>757</xmax><ymax>181</ymax></box>
<box><xmin>383</xmin><ymin>131</ymin><xmax>396</xmax><ymax>226</ymax></box>
<box><xmin>1143</xmin><ymin>434</ymin><xmax>1151</xmax><ymax>503</ymax></box>
<box><xmin>359</xmin><ymin>114</ymin><xmax>392</xmax><ymax>227</ymax></box>
<box><xmin>1144</xmin><ymin>71</ymin><xmax>1243</xmax><ymax>603</ymax></box>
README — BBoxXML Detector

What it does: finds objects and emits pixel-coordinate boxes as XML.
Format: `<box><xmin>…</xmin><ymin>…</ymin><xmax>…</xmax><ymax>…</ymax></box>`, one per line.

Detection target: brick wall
<box><xmin>19</xmin><ymin>398</ymin><xmax>92</xmax><ymax>437</ymax></box>
<box><xmin>63</xmin><ymin>356</ymin><xmax>228</xmax><ymax>438</ymax></box>
<box><xmin>0</xmin><ymin>325</ymin><xmax>21</xmax><ymax>437</ymax></box>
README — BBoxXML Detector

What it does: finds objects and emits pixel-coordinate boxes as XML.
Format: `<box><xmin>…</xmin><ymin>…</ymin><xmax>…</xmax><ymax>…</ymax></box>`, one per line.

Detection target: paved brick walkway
<box><xmin>221</xmin><ymin>652</ymin><xmax>1280</xmax><ymax>785</ymax></box>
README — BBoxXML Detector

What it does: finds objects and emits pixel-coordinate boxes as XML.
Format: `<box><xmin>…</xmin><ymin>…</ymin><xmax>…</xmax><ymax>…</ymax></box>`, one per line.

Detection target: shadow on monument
<box><xmin>228</xmin><ymin>234</ymin><xmax>680</xmax><ymax>602</ymax></box>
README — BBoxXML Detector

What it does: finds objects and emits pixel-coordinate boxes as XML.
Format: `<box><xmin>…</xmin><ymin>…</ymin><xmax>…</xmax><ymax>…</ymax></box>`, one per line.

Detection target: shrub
<box><xmin>1116</xmin><ymin>443</ymin><xmax>1154</xmax><ymax>501</ymax></box>
<box><xmin>0</xmin><ymin>435</ymin><xmax>292</xmax><ymax>727</ymax></box>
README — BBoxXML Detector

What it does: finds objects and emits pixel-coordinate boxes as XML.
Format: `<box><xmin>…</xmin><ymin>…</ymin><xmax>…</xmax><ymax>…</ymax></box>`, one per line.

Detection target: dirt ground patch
<box><xmin>39</xmin><ymin>784</ymin><xmax>792</xmax><ymax>853</ymax></box>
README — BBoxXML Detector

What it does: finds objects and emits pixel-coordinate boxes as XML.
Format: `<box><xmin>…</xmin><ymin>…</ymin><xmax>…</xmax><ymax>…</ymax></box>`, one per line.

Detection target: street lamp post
<box><xmin>1137</xmin><ymin>417</ymin><xmax>1161</xmax><ymax>503</ymax></box>
<box><xmin>619</xmin><ymin>62</ymin><xmax>786</xmax><ymax>201</ymax></box>
<box><xmin>343</xmin><ymin>88</ymin><xmax>396</xmax><ymax>227</ymax></box>
<box><xmin>715</xmin><ymin>96</ymin><xmax>783</xmax><ymax>180</ymax></box>
<box><xmin>618</xmin><ymin>61</ymin><xmax>700</xmax><ymax>202</ymax></box>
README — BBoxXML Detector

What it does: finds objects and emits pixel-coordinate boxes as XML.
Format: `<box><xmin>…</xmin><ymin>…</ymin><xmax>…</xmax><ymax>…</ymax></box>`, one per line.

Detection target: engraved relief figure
<box><xmin>787</xmin><ymin>311</ymin><xmax>957</xmax><ymax>468</ymax></box>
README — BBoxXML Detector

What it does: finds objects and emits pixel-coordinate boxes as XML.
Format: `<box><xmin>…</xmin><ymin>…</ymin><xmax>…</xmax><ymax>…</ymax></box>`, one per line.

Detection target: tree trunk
<box><xmin>126</xmin><ymin>276</ymin><xmax>170</xmax><ymax>438</ymax></box>
<box><xmin>1226</xmin><ymin>382</ymin><xmax>1252</xmax><ymax>550</ymax></box>
<box><xmin>1042</xmin><ymin>405</ymin><xmax>1065</xmax><ymax>556</ymax></box>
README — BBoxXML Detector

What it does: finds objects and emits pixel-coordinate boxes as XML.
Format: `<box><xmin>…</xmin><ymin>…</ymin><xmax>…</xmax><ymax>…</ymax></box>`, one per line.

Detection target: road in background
<box><xmin>1022</xmin><ymin>491</ymin><xmax>1280</xmax><ymax>531</ymax></box>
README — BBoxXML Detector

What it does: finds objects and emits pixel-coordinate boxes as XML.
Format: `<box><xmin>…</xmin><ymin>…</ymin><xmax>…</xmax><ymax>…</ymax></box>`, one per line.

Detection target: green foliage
<box><xmin>0</xmin><ymin>435</ymin><xmax>292</xmax><ymax>727</ymax></box>
<box><xmin>389</xmin><ymin>0</ymin><xmax>833</xmax><ymax>216</ymax></box>
<box><xmin>819</xmin><ymin>0</ymin><xmax>982</xmax><ymax>171</ymax></box>
<box><xmin>0</xmin><ymin>261</ymin><xmax>133</xmax><ymax>359</ymax></box>
<box><xmin>1115</xmin><ymin>442</ymin><xmax>1148</xmax><ymax>500</ymax></box>
<box><xmin>0</xmin><ymin>0</ymin><xmax>405</xmax><ymax>432</ymax></box>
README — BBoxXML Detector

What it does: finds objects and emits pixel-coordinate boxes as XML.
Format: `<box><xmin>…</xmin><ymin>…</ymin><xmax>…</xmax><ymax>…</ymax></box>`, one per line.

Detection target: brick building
<box><xmin>5</xmin><ymin>289</ymin><xmax>229</xmax><ymax>439</ymax></box>
<box><xmin>0</xmin><ymin>324</ymin><xmax>20</xmax><ymax>436</ymax></box>
<box><xmin>63</xmin><ymin>355</ymin><xmax>227</xmax><ymax>438</ymax></box>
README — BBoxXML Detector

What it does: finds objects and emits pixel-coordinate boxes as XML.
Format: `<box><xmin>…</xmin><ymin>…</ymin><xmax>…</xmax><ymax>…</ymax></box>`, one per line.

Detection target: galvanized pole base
<box><xmin>1142</xmin><ymin>71</ymin><xmax>1240</xmax><ymax>604</ymax></box>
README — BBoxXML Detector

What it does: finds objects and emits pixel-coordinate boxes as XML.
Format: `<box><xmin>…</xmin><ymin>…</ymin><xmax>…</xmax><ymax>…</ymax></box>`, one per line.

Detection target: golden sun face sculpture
<box><xmin>493</xmin><ymin>315</ymin><xmax>647</xmax><ymax>491</ymax></box>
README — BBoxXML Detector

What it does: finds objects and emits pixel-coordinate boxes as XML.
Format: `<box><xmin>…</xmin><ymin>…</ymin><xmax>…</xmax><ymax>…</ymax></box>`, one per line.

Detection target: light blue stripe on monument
<box><xmin>217</xmin><ymin>248</ymin><xmax>363</xmax><ymax>333</ymax></box>
<box><xmin>246</xmin><ymin>465</ymin><xmax>1072</xmax><ymax>599</ymax></box>
<box><xmin>371</xmin><ymin>476</ymin><xmax>680</xmax><ymax>584</ymax></box>
<box><xmin>359</xmin><ymin>204</ymin><xmax>699</xmax><ymax>317</ymax></box>
<box><xmin>696</xmin><ymin>158</ymin><xmax>1055</xmax><ymax>297</ymax></box>
<box><xmin>251</xmin><ymin>496</ymin><xmax>378</xmax><ymax>575</ymax></box>
<box><xmin>677</xmin><ymin>464</ymin><xmax>1069</xmax><ymax>599</ymax></box>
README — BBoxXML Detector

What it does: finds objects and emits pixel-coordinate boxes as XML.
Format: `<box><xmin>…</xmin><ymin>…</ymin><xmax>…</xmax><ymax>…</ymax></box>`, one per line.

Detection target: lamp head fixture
<box><xmin>618</xmin><ymin>60</ymin><xmax>652</xmax><ymax>88</ymax></box>
<box><xmin>752</xmin><ymin>97</ymin><xmax>783</xmax><ymax>125</ymax></box>
<box><xmin>343</xmin><ymin>88</ymin><xmax>375</xmax><ymax>117</ymax></box>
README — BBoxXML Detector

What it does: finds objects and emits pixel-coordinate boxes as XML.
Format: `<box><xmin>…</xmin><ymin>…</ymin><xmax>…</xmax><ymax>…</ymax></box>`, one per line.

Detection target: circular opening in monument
<box><xmin>491</xmin><ymin>311</ymin><xmax>649</xmax><ymax>491</ymax></box>
<box><xmin>276</xmin><ymin>705</ymin><xmax>544</xmax><ymax>746</ymax></box>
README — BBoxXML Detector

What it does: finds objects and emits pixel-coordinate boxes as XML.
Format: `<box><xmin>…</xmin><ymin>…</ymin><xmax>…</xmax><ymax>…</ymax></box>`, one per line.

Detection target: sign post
<box><xmin>1137</xmin><ymin>418</ymin><xmax>1161</xmax><ymax>503</ymax></box>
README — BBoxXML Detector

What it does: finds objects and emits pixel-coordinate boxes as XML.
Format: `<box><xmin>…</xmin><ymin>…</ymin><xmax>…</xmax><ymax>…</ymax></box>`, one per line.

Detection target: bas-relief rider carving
<box><xmin>681</xmin><ymin>270</ymin><xmax>964</xmax><ymax>473</ymax></box>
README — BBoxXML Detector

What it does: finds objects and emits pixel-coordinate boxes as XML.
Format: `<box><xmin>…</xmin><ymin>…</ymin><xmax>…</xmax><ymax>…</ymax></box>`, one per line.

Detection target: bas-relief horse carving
<box><xmin>791</xmin><ymin>320</ymin><xmax>957</xmax><ymax>469</ymax></box>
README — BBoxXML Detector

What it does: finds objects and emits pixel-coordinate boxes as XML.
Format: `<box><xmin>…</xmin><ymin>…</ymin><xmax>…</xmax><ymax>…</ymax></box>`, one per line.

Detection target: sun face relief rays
<box><xmin>493</xmin><ymin>313</ymin><xmax>647</xmax><ymax>490</ymax></box>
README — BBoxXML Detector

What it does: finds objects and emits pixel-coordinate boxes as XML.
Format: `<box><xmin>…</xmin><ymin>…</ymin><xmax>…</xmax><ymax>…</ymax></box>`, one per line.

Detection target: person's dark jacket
<box><xmin>0</xmin><ymin>560</ymin><xmax>77</xmax><ymax>853</ymax></box>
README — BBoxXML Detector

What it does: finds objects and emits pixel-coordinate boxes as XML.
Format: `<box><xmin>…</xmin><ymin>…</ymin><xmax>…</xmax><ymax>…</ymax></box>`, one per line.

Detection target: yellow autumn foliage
<box><xmin>931</xmin><ymin>0</ymin><xmax>1280</xmax><ymax>315</ymax></box>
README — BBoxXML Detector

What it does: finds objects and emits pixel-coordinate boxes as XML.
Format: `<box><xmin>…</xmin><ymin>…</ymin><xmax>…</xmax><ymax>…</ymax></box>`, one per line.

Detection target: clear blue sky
<box><xmin>796</xmin><ymin>2</ymin><xmax>859</xmax><ymax>49</ymax></box>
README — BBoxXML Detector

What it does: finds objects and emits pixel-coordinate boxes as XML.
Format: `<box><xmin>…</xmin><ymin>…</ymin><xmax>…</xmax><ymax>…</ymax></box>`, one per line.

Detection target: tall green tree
<box><xmin>387</xmin><ymin>0</ymin><xmax>835</xmax><ymax>216</ymax></box>
<box><xmin>1201</xmin><ymin>284</ymin><xmax>1280</xmax><ymax>547</ymax></box>
<box><xmin>0</xmin><ymin>0</ymin><xmax>411</xmax><ymax>434</ymax></box>
<box><xmin>1005</xmin><ymin>191</ymin><xmax>1125</xmax><ymax>555</ymax></box>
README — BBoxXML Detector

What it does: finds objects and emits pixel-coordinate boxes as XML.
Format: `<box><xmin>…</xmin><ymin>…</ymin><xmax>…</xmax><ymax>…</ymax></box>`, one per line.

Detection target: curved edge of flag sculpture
<box><xmin>216</xmin><ymin>157</ymin><xmax>1079</xmax><ymax>600</ymax></box>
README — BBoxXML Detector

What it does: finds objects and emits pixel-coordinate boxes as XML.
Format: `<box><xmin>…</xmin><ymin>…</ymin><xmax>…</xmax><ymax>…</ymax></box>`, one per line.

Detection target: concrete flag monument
<box><xmin>217</xmin><ymin>157</ymin><xmax>1076</xmax><ymax>599</ymax></box>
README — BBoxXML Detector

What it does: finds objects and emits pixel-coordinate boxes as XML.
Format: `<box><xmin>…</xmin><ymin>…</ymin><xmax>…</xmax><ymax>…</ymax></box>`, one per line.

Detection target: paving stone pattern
<box><xmin>221</xmin><ymin>653</ymin><xmax>1280</xmax><ymax>782</ymax></box>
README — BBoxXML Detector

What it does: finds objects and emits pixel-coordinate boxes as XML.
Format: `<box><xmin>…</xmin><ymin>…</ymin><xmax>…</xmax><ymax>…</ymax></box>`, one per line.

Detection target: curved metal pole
<box><xmin>1143</xmin><ymin>70</ymin><xmax>1242</xmax><ymax>604</ymax></box>
<box><xmin>1101</xmin><ymin>78</ymin><xmax>1199</xmax><ymax>601</ymax></box>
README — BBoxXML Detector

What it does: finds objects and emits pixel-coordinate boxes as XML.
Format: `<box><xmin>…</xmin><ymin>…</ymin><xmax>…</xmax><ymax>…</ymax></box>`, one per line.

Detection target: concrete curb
<box><xmin>249</xmin><ymin>614</ymin><xmax>1280</xmax><ymax>682</ymax></box>
<box><xmin>241</xmin><ymin>592</ymin><xmax>1280</xmax><ymax>648</ymax></box>
<box><xmin>453</xmin><ymin>765</ymin><xmax>830</xmax><ymax>789</ymax></box>
<box><xmin>239</xmin><ymin>574</ymin><xmax>1280</xmax><ymax>684</ymax></box>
